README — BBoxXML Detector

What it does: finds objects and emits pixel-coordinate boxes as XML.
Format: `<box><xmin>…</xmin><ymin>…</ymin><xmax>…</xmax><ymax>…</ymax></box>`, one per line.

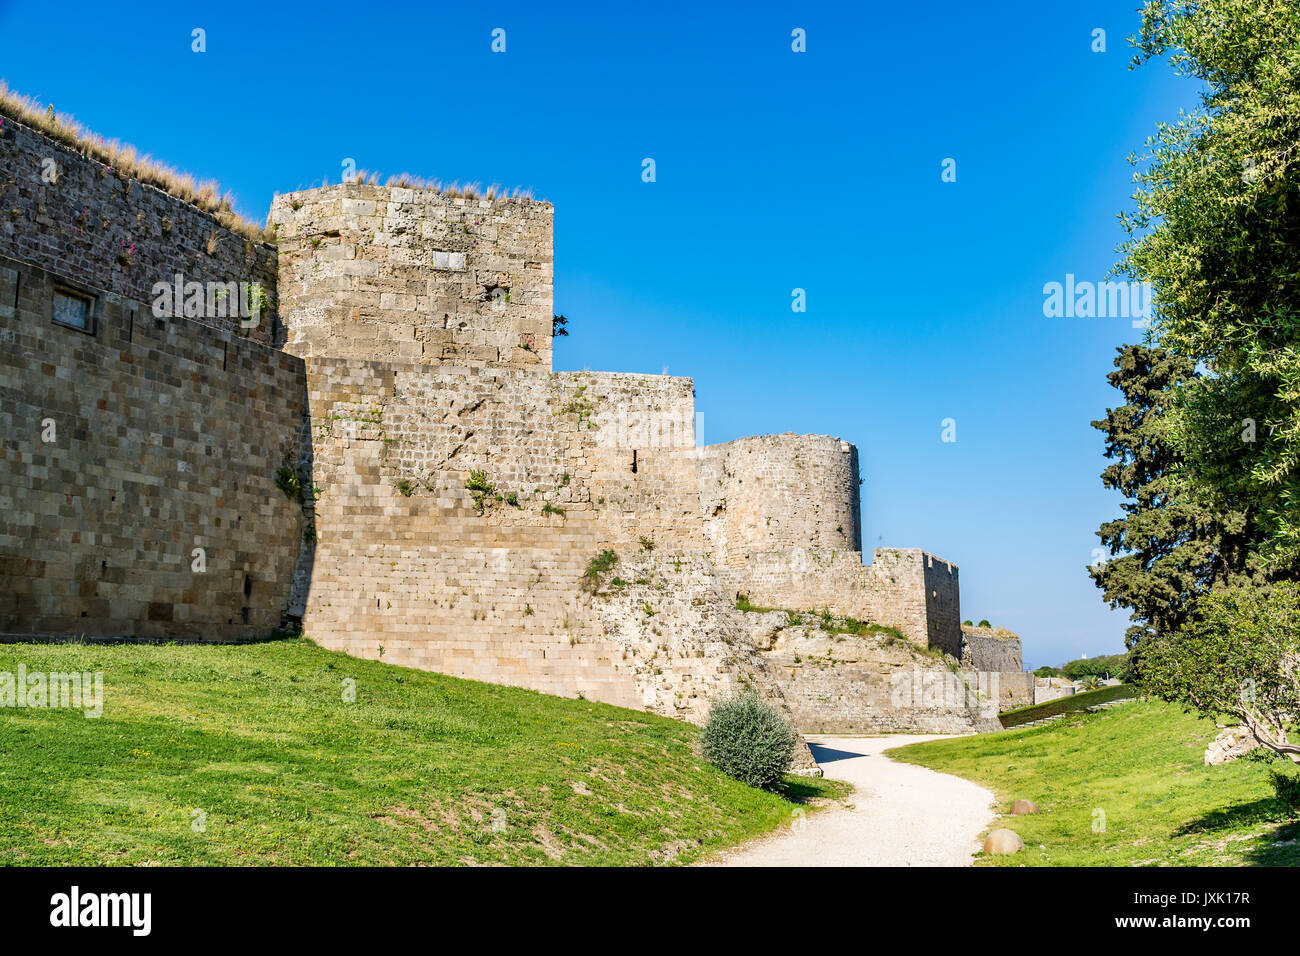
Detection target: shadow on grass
<box><xmin>1244</xmin><ymin>821</ymin><xmax>1300</xmax><ymax>866</ymax></box>
<box><xmin>1165</xmin><ymin>799</ymin><xmax>1300</xmax><ymax>866</ymax></box>
<box><xmin>779</xmin><ymin>776</ymin><xmax>849</xmax><ymax>804</ymax></box>
<box><xmin>780</xmin><ymin>779</ymin><xmax>825</xmax><ymax>802</ymax></box>
<box><xmin>1174</xmin><ymin>797</ymin><xmax>1295</xmax><ymax>836</ymax></box>
<box><xmin>0</xmin><ymin>626</ymin><xmax>305</xmax><ymax>648</ymax></box>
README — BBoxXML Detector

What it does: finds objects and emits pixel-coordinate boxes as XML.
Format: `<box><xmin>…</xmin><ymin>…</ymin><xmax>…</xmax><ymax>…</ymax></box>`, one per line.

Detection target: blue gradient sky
<box><xmin>0</xmin><ymin>0</ymin><xmax>1201</xmax><ymax>668</ymax></box>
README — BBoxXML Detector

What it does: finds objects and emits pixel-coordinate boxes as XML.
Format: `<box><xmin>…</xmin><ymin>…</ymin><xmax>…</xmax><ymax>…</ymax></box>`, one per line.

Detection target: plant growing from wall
<box><xmin>542</xmin><ymin>503</ymin><xmax>565</xmax><ymax>518</ymax></box>
<box><xmin>275</xmin><ymin>460</ymin><xmax>302</xmax><ymax>501</ymax></box>
<box><xmin>466</xmin><ymin>469</ymin><xmax>494</xmax><ymax>509</ymax></box>
<box><xmin>247</xmin><ymin>282</ymin><xmax>272</xmax><ymax>321</ymax></box>
<box><xmin>581</xmin><ymin>549</ymin><xmax>618</xmax><ymax>594</ymax></box>
<box><xmin>557</xmin><ymin>384</ymin><xmax>596</xmax><ymax>428</ymax></box>
<box><xmin>734</xmin><ymin>594</ymin><xmax>773</xmax><ymax>614</ymax></box>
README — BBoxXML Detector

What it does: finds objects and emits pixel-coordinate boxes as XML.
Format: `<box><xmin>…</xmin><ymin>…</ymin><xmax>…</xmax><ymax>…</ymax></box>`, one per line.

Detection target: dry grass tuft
<box><xmin>0</xmin><ymin>81</ymin><xmax>265</xmax><ymax>241</ymax></box>
<box><xmin>378</xmin><ymin>171</ymin><xmax>537</xmax><ymax>203</ymax></box>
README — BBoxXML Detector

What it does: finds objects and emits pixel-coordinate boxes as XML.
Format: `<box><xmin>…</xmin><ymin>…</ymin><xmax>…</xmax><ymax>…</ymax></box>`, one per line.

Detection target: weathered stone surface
<box><xmin>1011</xmin><ymin>799</ymin><xmax>1039</xmax><ymax>815</ymax></box>
<box><xmin>0</xmin><ymin>255</ymin><xmax>306</xmax><ymax>640</ymax></box>
<box><xmin>983</xmin><ymin>829</ymin><xmax>1025</xmax><ymax>855</ymax></box>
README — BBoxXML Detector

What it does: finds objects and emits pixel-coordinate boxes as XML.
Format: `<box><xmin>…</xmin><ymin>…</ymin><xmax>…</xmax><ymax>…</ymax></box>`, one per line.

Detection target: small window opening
<box><xmin>52</xmin><ymin>287</ymin><xmax>94</xmax><ymax>333</ymax></box>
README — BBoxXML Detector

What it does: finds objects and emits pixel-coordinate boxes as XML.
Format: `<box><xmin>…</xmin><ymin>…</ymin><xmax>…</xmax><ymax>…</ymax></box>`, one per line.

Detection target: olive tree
<box><xmin>1139</xmin><ymin>584</ymin><xmax>1300</xmax><ymax>762</ymax></box>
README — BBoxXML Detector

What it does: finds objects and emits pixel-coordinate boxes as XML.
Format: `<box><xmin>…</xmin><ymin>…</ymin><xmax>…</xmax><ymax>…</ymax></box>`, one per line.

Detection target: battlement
<box><xmin>271</xmin><ymin>183</ymin><xmax>553</xmax><ymax>370</ymax></box>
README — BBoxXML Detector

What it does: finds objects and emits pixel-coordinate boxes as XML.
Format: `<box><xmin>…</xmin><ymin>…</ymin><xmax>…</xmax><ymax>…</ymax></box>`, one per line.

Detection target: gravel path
<box><xmin>707</xmin><ymin>734</ymin><xmax>996</xmax><ymax>867</ymax></box>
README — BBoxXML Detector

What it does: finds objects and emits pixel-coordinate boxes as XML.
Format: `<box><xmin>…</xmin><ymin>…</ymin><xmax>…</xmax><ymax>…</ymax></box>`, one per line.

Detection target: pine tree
<box><xmin>1090</xmin><ymin>344</ymin><xmax>1263</xmax><ymax>645</ymax></box>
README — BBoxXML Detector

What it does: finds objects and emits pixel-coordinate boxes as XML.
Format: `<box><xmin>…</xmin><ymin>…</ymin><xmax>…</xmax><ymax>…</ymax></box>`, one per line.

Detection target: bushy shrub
<box><xmin>1271</xmin><ymin>769</ymin><xmax>1300</xmax><ymax>813</ymax></box>
<box><xmin>700</xmin><ymin>691</ymin><xmax>796</xmax><ymax>790</ymax></box>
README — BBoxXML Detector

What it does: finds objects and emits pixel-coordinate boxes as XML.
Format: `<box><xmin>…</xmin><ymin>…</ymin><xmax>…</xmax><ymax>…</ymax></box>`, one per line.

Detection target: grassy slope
<box><xmin>0</xmin><ymin>639</ymin><xmax>842</xmax><ymax>866</ymax></box>
<box><xmin>891</xmin><ymin>700</ymin><xmax>1300</xmax><ymax>866</ymax></box>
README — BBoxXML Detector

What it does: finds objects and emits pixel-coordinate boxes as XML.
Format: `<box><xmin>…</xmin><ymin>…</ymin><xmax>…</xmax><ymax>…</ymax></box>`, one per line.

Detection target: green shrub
<box><xmin>734</xmin><ymin>593</ymin><xmax>772</xmax><ymax>614</ymax></box>
<box><xmin>581</xmin><ymin>549</ymin><xmax>618</xmax><ymax>593</ymax></box>
<box><xmin>1271</xmin><ymin>769</ymin><xmax>1300</xmax><ymax>813</ymax></box>
<box><xmin>699</xmin><ymin>691</ymin><xmax>796</xmax><ymax>790</ymax></box>
<box><xmin>977</xmin><ymin>619</ymin><xmax>991</xmax><ymax>628</ymax></box>
<box><xmin>465</xmin><ymin>469</ymin><xmax>494</xmax><ymax>509</ymax></box>
<box><xmin>275</xmin><ymin>462</ymin><xmax>301</xmax><ymax>501</ymax></box>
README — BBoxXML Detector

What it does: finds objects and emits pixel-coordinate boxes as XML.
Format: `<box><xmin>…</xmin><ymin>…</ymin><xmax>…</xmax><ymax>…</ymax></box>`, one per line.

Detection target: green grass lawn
<box><xmin>891</xmin><ymin>699</ymin><xmax>1300</xmax><ymax>866</ymax></box>
<box><xmin>0</xmin><ymin>638</ymin><xmax>844</xmax><ymax>866</ymax></box>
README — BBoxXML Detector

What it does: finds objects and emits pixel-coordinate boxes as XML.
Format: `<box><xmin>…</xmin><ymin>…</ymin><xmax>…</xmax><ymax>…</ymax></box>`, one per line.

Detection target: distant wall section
<box><xmin>698</xmin><ymin>435</ymin><xmax>860</xmax><ymax>567</ymax></box>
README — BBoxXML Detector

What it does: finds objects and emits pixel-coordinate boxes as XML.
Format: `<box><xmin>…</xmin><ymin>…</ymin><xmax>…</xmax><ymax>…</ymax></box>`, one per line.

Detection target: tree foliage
<box><xmin>1061</xmin><ymin>652</ymin><xmax>1133</xmax><ymax>682</ymax></box>
<box><xmin>1091</xmin><ymin>345</ymin><xmax>1264</xmax><ymax>644</ymax></box>
<box><xmin>1138</xmin><ymin>584</ymin><xmax>1300</xmax><ymax>763</ymax></box>
<box><xmin>1118</xmin><ymin>0</ymin><xmax>1300</xmax><ymax>569</ymax></box>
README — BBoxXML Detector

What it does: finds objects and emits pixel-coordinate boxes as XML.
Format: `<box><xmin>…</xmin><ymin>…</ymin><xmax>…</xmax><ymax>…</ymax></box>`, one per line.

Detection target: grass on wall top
<box><xmin>0</xmin><ymin>637</ymin><xmax>842</xmax><ymax>866</ymax></box>
<box><xmin>0</xmin><ymin>80</ymin><xmax>265</xmax><ymax>242</ymax></box>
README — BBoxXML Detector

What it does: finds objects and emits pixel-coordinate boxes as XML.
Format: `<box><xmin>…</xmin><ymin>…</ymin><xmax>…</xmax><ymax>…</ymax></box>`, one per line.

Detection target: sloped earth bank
<box><xmin>705</xmin><ymin>735</ymin><xmax>996</xmax><ymax>866</ymax></box>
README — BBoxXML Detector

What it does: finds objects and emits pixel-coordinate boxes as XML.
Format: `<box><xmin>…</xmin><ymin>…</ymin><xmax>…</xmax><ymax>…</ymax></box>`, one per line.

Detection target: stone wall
<box><xmin>995</xmin><ymin>672</ymin><xmax>1035</xmax><ymax>710</ymax></box>
<box><xmin>756</xmin><ymin>621</ymin><xmax>1000</xmax><ymax>734</ymax></box>
<box><xmin>0</xmin><ymin>254</ymin><xmax>307</xmax><ymax>640</ymax></box>
<box><xmin>0</xmin><ymin>117</ymin><xmax>278</xmax><ymax>347</ymax></box>
<box><xmin>1034</xmin><ymin>678</ymin><xmax>1077</xmax><ymax>705</ymax></box>
<box><xmin>960</xmin><ymin>625</ymin><xmax>1023</xmax><ymax>674</ymax></box>
<box><xmin>1</xmin><ymin>127</ymin><xmax>984</xmax><ymax>739</ymax></box>
<box><xmin>716</xmin><ymin>547</ymin><xmax>961</xmax><ymax>652</ymax></box>
<box><xmin>271</xmin><ymin>184</ymin><xmax>553</xmax><ymax>369</ymax></box>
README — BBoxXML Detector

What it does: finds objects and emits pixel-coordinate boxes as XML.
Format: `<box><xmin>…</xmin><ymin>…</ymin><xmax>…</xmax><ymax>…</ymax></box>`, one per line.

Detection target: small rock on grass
<box><xmin>983</xmin><ymin>829</ymin><xmax>1025</xmax><ymax>855</ymax></box>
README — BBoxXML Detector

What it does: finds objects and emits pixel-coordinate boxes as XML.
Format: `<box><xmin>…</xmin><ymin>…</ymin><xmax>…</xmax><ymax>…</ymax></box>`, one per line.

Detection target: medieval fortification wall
<box><xmin>0</xmin><ymin>115</ymin><xmax>1022</xmax><ymax>733</ymax></box>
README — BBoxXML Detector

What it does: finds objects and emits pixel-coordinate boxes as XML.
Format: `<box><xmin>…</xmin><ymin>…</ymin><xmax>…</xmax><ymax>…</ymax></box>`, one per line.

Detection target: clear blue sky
<box><xmin>0</xmin><ymin>0</ymin><xmax>1201</xmax><ymax>668</ymax></box>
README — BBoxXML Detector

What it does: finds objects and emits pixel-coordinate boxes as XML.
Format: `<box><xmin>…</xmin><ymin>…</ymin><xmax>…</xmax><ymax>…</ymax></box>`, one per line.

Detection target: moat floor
<box><xmin>706</xmin><ymin>734</ymin><xmax>996</xmax><ymax>867</ymax></box>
